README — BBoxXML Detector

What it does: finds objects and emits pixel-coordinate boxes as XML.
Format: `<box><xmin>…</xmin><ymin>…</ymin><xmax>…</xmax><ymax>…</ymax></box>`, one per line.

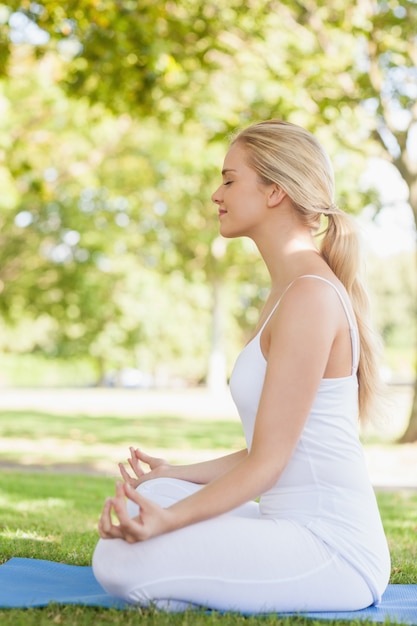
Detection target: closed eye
<box><xmin>223</xmin><ymin>181</ymin><xmax>233</xmax><ymax>186</ymax></box>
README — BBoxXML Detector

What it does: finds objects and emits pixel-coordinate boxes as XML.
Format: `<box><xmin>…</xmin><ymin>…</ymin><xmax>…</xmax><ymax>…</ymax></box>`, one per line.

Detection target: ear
<box><xmin>266</xmin><ymin>184</ymin><xmax>287</xmax><ymax>208</ymax></box>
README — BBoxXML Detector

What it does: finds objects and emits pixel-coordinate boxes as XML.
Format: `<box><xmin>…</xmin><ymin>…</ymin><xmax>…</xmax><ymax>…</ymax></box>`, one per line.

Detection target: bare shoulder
<box><xmin>259</xmin><ymin>275</ymin><xmax>348</xmax><ymax>386</ymax></box>
<box><xmin>282</xmin><ymin>275</ymin><xmax>346</xmax><ymax>312</ymax></box>
<box><xmin>267</xmin><ymin>275</ymin><xmax>348</xmax><ymax>342</ymax></box>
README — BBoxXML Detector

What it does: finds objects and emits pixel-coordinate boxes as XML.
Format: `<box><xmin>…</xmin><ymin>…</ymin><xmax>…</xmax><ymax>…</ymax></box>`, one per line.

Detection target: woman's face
<box><xmin>211</xmin><ymin>142</ymin><xmax>271</xmax><ymax>240</ymax></box>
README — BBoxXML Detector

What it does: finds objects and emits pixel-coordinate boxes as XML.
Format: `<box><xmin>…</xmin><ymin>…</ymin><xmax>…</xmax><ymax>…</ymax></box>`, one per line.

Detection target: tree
<box><xmin>1</xmin><ymin>2</ymin><xmax>279</xmax><ymax>390</ymax></box>
<box><xmin>358</xmin><ymin>2</ymin><xmax>417</xmax><ymax>441</ymax></box>
<box><xmin>0</xmin><ymin>54</ymin><xmax>126</xmax><ymax>375</ymax></box>
<box><xmin>0</xmin><ymin>0</ymin><xmax>270</xmax><ymax>122</ymax></box>
<box><xmin>0</xmin><ymin>52</ymin><xmax>221</xmax><ymax>383</ymax></box>
<box><xmin>0</xmin><ymin>42</ymin><xmax>262</xmax><ymax>385</ymax></box>
<box><xmin>1</xmin><ymin>0</ymin><xmax>416</xmax><ymax>433</ymax></box>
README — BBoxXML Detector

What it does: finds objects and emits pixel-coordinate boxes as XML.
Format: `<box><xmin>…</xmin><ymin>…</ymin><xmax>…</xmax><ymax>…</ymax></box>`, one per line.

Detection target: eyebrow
<box><xmin>221</xmin><ymin>168</ymin><xmax>237</xmax><ymax>175</ymax></box>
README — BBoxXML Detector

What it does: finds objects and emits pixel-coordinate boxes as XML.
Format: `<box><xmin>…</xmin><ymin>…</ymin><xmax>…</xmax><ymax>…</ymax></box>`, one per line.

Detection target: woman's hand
<box><xmin>119</xmin><ymin>447</ymin><xmax>171</xmax><ymax>488</ymax></box>
<box><xmin>98</xmin><ymin>482</ymin><xmax>174</xmax><ymax>543</ymax></box>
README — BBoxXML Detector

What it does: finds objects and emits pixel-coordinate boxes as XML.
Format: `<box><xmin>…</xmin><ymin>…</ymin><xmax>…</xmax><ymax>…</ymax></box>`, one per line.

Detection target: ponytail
<box><xmin>321</xmin><ymin>210</ymin><xmax>385</xmax><ymax>421</ymax></box>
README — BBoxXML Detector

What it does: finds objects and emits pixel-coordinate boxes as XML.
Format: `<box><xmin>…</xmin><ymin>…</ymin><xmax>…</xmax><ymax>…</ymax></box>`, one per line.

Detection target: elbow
<box><xmin>247</xmin><ymin>452</ymin><xmax>285</xmax><ymax>493</ymax></box>
<box><xmin>262</xmin><ymin>469</ymin><xmax>282</xmax><ymax>492</ymax></box>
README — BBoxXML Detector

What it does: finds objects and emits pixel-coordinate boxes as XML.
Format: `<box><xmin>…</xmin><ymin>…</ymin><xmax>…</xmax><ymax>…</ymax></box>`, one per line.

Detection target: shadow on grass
<box><xmin>0</xmin><ymin>473</ymin><xmax>114</xmax><ymax>565</ymax></box>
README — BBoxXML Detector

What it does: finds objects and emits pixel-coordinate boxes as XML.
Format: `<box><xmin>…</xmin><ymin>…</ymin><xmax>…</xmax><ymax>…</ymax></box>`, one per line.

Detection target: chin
<box><xmin>219</xmin><ymin>226</ymin><xmax>243</xmax><ymax>239</ymax></box>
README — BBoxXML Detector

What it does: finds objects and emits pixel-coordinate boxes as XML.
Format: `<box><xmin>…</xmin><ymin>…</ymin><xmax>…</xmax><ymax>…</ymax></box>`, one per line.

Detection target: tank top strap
<box><xmin>260</xmin><ymin>274</ymin><xmax>359</xmax><ymax>375</ymax></box>
<box><xmin>259</xmin><ymin>278</ymin><xmax>299</xmax><ymax>333</ymax></box>
<box><xmin>298</xmin><ymin>275</ymin><xmax>356</xmax><ymax>327</ymax></box>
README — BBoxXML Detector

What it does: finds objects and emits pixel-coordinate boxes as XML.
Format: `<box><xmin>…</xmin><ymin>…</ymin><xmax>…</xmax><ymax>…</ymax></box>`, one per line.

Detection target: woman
<box><xmin>92</xmin><ymin>120</ymin><xmax>390</xmax><ymax>613</ymax></box>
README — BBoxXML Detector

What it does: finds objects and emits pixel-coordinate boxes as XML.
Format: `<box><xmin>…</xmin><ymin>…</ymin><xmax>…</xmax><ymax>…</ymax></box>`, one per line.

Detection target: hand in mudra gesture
<box><xmin>118</xmin><ymin>447</ymin><xmax>170</xmax><ymax>488</ymax></box>
<box><xmin>98</xmin><ymin>482</ymin><xmax>173</xmax><ymax>543</ymax></box>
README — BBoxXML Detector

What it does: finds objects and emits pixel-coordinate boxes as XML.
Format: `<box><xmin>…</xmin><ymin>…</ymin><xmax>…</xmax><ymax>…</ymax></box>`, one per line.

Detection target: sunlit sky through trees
<box><xmin>359</xmin><ymin>158</ymin><xmax>416</xmax><ymax>257</ymax></box>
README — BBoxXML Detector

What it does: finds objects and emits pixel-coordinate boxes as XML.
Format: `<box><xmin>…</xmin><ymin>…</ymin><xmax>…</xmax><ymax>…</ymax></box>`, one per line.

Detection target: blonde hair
<box><xmin>232</xmin><ymin>120</ymin><xmax>383</xmax><ymax>421</ymax></box>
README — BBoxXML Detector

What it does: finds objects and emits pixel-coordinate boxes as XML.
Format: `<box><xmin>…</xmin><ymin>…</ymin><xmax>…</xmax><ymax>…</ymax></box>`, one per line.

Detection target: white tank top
<box><xmin>229</xmin><ymin>275</ymin><xmax>390</xmax><ymax>603</ymax></box>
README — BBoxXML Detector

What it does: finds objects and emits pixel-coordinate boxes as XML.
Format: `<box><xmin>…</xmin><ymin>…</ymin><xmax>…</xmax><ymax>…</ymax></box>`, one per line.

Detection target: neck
<box><xmin>252</xmin><ymin>228</ymin><xmax>323</xmax><ymax>293</ymax></box>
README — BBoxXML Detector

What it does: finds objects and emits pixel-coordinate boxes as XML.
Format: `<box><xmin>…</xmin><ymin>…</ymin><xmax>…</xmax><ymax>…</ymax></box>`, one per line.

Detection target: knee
<box><xmin>136</xmin><ymin>478</ymin><xmax>202</xmax><ymax>508</ymax></box>
<box><xmin>92</xmin><ymin>539</ymin><xmax>133</xmax><ymax>602</ymax></box>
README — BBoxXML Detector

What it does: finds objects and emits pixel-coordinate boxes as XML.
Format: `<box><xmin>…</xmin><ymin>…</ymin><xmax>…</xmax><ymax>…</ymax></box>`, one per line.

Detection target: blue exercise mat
<box><xmin>1</xmin><ymin>557</ymin><xmax>417</xmax><ymax>624</ymax></box>
<box><xmin>0</xmin><ymin>558</ymin><xmax>129</xmax><ymax>609</ymax></box>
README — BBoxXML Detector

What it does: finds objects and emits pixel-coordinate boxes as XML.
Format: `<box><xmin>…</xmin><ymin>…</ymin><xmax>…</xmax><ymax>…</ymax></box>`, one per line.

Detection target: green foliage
<box><xmin>0</xmin><ymin>54</ymin><xmax>219</xmax><ymax>378</ymax></box>
<box><xmin>2</xmin><ymin>1</ymin><xmax>416</xmax><ymax>208</ymax></box>
<box><xmin>0</xmin><ymin>52</ymin><xmax>129</xmax><ymax>356</ymax></box>
<box><xmin>1</xmin><ymin>0</ymin><xmax>270</xmax><ymax>122</ymax></box>
<box><xmin>0</xmin><ymin>35</ymin><xmax>269</xmax><ymax>379</ymax></box>
<box><xmin>368</xmin><ymin>252</ymin><xmax>417</xmax><ymax>350</ymax></box>
<box><xmin>0</xmin><ymin>0</ymin><xmax>416</xmax><ymax>430</ymax></box>
<box><xmin>0</xmin><ymin>353</ymin><xmax>96</xmax><ymax>386</ymax></box>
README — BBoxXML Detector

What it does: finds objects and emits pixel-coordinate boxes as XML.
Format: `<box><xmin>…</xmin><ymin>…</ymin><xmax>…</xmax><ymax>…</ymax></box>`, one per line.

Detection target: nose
<box><xmin>211</xmin><ymin>184</ymin><xmax>223</xmax><ymax>205</ymax></box>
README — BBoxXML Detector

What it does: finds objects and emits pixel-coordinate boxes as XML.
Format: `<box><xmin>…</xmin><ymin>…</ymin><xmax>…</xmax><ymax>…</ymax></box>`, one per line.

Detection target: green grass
<box><xmin>0</xmin><ymin>606</ymin><xmax>367</xmax><ymax>626</ymax></box>
<box><xmin>0</xmin><ymin>473</ymin><xmax>111</xmax><ymax>565</ymax></box>
<box><xmin>0</xmin><ymin>408</ymin><xmax>246</xmax><ymax>470</ymax></box>
<box><xmin>377</xmin><ymin>490</ymin><xmax>417</xmax><ymax>584</ymax></box>
<box><xmin>0</xmin><ymin>471</ymin><xmax>416</xmax><ymax>625</ymax></box>
<box><xmin>0</xmin><ymin>409</ymin><xmax>245</xmax><ymax>449</ymax></box>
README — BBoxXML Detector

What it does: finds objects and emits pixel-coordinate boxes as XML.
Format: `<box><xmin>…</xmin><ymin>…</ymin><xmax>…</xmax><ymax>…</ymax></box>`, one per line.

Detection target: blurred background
<box><xmin>0</xmin><ymin>0</ymin><xmax>416</xmax><ymax>484</ymax></box>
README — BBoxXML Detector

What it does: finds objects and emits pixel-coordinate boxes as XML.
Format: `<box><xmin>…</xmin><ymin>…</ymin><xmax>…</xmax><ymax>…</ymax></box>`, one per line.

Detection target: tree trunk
<box><xmin>392</xmin><ymin>164</ymin><xmax>417</xmax><ymax>443</ymax></box>
<box><xmin>398</xmin><ymin>377</ymin><xmax>417</xmax><ymax>443</ymax></box>
<box><xmin>95</xmin><ymin>356</ymin><xmax>107</xmax><ymax>387</ymax></box>
<box><xmin>397</xmin><ymin>247</ymin><xmax>417</xmax><ymax>443</ymax></box>
<box><xmin>206</xmin><ymin>277</ymin><xmax>228</xmax><ymax>393</ymax></box>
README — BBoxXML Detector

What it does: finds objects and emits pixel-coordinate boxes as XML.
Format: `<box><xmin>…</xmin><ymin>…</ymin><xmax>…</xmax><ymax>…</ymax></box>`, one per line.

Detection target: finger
<box><xmin>112</xmin><ymin>503</ymin><xmax>149</xmax><ymax>542</ymax></box>
<box><xmin>124</xmin><ymin>486</ymin><xmax>171</xmax><ymax>541</ymax></box>
<box><xmin>128</xmin><ymin>447</ymin><xmax>144</xmax><ymax>478</ymax></box>
<box><xmin>114</xmin><ymin>480</ymin><xmax>135</xmax><ymax>504</ymax></box>
<box><xmin>134</xmin><ymin>448</ymin><xmax>154</xmax><ymax>465</ymax></box>
<box><xmin>98</xmin><ymin>497</ymin><xmax>112</xmax><ymax>535</ymax></box>
<box><xmin>98</xmin><ymin>498</ymin><xmax>123</xmax><ymax>539</ymax></box>
<box><xmin>127</xmin><ymin>457</ymin><xmax>142</xmax><ymax>477</ymax></box>
<box><xmin>134</xmin><ymin>448</ymin><xmax>163</xmax><ymax>472</ymax></box>
<box><xmin>99</xmin><ymin>487</ymin><xmax>150</xmax><ymax>543</ymax></box>
<box><xmin>114</xmin><ymin>481</ymin><xmax>132</xmax><ymax>513</ymax></box>
<box><xmin>119</xmin><ymin>462</ymin><xmax>136</xmax><ymax>484</ymax></box>
<box><xmin>123</xmin><ymin>481</ymin><xmax>143</xmax><ymax>505</ymax></box>
<box><xmin>112</xmin><ymin>484</ymin><xmax>143</xmax><ymax>530</ymax></box>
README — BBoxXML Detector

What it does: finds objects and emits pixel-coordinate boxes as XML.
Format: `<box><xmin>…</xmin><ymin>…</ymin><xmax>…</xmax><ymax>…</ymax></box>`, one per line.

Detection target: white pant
<box><xmin>92</xmin><ymin>478</ymin><xmax>373</xmax><ymax>613</ymax></box>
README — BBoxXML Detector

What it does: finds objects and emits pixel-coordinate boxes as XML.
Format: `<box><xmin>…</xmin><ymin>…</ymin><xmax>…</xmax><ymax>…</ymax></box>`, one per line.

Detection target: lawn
<box><xmin>0</xmin><ymin>391</ymin><xmax>416</xmax><ymax>625</ymax></box>
<box><xmin>0</xmin><ymin>389</ymin><xmax>247</xmax><ymax>472</ymax></box>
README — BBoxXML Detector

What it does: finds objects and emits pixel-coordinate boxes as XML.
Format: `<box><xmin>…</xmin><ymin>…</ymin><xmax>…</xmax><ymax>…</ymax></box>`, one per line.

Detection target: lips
<box><xmin>218</xmin><ymin>209</ymin><xmax>227</xmax><ymax>217</ymax></box>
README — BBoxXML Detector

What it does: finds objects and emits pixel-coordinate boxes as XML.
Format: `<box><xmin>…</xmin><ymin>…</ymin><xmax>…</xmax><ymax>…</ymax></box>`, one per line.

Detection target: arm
<box><xmin>100</xmin><ymin>280</ymin><xmax>343</xmax><ymax>541</ymax></box>
<box><xmin>119</xmin><ymin>447</ymin><xmax>248</xmax><ymax>487</ymax></box>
